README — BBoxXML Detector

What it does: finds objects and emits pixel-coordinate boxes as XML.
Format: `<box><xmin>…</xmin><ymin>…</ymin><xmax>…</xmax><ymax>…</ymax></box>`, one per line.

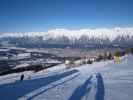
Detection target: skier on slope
<box><xmin>20</xmin><ymin>74</ymin><xmax>24</xmax><ymax>82</ymax></box>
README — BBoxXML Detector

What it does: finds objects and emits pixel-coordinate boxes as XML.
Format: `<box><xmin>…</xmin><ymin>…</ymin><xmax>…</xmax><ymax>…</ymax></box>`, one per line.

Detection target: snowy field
<box><xmin>0</xmin><ymin>55</ymin><xmax>133</xmax><ymax>100</ymax></box>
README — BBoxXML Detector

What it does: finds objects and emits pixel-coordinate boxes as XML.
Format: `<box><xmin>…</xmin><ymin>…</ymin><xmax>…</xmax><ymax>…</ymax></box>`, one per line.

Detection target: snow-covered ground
<box><xmin>0</xmin><ymin>55</ymin><xmax>133</xmax><ymax>100</ymax></box>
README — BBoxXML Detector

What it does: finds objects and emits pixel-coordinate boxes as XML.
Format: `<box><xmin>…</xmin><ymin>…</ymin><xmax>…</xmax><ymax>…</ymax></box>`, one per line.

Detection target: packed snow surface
<box><xmin>0</xmin><ymin>55</ymin><xmax>133</xmax><ymax>100</ymax></box>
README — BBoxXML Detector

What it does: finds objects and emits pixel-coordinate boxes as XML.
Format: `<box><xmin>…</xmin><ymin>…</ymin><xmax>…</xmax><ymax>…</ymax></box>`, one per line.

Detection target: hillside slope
<box><xmin>0</xmin><ymin>55</ymin><xmax>133</xmax><ymax>100</ymax></box>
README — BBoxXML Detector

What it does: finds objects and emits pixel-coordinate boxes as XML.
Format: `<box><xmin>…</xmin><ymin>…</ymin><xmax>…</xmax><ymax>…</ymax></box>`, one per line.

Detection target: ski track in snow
<box><xmin>0</xmin><ymin>55</ymin><xmax>133</xmax><ymax>100</ymax></box>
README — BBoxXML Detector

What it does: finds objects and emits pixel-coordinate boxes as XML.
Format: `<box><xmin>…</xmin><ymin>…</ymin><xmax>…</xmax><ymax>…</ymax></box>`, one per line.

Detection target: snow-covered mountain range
<box><xmin>1</xmin><ymin>27</ymin><xmax>133</xmax><ymax>40</ymax></box>
<box><xmin>0</xmin><ymin>27</ymin><xmax>133</xmax><ymax>48</ymax></box>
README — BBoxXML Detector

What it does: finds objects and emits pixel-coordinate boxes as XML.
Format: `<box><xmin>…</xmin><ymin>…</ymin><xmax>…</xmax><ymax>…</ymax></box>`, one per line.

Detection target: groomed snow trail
<box><xmin>0</xmin><ymin>55</ymin><xmax>133</xmax><ymax>100</ymax></box>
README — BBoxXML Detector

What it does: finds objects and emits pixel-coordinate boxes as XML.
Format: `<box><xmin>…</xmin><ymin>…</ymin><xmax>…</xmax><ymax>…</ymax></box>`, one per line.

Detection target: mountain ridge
<box><xmin>1</xmin><ymin>27</ymin><xmax>133</xmax><ymax>40</ymax></box>
<box><xmin>0</xmin><ymin>27</ymin><xmax>133</xmax><ymax>48</ymax></box>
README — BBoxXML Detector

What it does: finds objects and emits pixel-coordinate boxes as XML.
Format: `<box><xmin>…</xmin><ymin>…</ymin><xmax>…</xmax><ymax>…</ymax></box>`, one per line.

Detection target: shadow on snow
<box><xmin>69</xmin><ymin>75</ymin><xmax>93</xmax><ymax>100</ymax></box>
<box><xmin>95</xmin><ymin>73</ymin><xmax>105</xmax><ymax>100</ymax></box>
<box><xmin>0</xmin><ymin>69</ymin><xmax>79</xmax><ymax>100</ymax></box>
<box><xmin>69</xmin><ymin>73</ymin><xmax>105</xmax><ymax>100</ymax></box>
<box><xmin>28</xmin><ymin>72</ymin><xmax>79</xmax><ymax>100</ymax></box>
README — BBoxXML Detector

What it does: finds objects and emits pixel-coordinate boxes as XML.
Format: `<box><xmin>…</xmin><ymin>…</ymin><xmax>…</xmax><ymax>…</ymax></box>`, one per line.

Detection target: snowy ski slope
<box><xmin>0</xmin><ymin>55</ymin><xmax>133</xmax><ymax>100</ymax></box>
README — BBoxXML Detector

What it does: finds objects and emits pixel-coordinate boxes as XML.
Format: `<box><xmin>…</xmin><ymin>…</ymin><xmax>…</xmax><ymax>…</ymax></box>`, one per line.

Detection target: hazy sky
<box><xmin>0</xmin><ymin>0</ymin><xmax>133</xmax><ymax>32</ymax></box>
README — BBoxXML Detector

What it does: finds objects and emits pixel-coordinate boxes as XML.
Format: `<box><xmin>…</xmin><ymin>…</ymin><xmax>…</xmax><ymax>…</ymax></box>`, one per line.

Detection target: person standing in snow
<box><xmin>20</xmin><ymin>74</ymin><xmax>24</xmax><ymax>81</ymax></box>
